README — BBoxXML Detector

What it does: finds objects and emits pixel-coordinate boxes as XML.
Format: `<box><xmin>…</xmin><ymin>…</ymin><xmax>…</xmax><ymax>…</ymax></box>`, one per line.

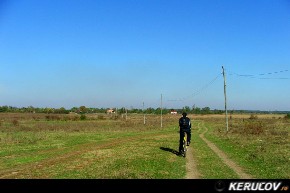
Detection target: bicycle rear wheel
<box><xmin>182</xmin><ymin>132</ymin><xmax>187</xmax><ymax>157</ymax></box>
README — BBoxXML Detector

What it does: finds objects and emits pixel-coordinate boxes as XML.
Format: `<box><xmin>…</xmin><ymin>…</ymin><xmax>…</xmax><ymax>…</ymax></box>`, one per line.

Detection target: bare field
<box><xmin>189</xmin><ymin>113</ymin><xmax>286</xmax><ymax>119</ymax></box>
<box><xmin>0</xmin><ymin>112</ymin><xmax>289</xmax><ymax>179</ymax></box>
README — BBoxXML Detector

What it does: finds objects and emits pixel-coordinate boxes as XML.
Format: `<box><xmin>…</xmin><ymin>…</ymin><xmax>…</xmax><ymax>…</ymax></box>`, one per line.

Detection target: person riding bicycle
<box><xmin>178</xmin><ymin>112</ymin><xmax>191</xmax><ymax>154</ymax></box>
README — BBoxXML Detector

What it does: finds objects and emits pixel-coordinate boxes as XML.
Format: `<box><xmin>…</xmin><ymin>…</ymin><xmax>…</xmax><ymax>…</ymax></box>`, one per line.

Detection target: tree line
<box><xmin>0</xmin><ymin>105</ymin><xmax>225</xmax><ymax>115</ymax></box>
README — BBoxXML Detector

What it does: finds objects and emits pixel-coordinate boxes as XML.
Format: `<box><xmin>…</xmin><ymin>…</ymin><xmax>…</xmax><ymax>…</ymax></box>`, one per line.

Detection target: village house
<box><xmin>170</xmin><ymin>110</ymin><xmax>178</xmax><ymax>115</ymax></box>
<box><xmin>106</xmin><ymin>108</ymin><xmax>115</xmax><ymax>114</ymax></box>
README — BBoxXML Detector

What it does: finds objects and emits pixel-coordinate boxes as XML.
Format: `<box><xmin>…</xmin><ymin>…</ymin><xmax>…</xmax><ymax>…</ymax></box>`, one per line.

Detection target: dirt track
<box><xmin>185</xmin><ymin>122</ymin><xmax>253</xmax><ymax>179</ymax></box>
<box><xmin>185</xmin><ymin>146</ymin><xmax>200</xmax><ymax>179</ymax></box>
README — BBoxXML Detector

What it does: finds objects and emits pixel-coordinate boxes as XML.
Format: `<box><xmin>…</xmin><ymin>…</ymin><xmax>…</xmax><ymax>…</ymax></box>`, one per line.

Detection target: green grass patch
<box><xmin>192</xmin><ymin>121</ymin><xmax>239</xmax><ymax>179</ymax></box>
<box><xmin>204</xmin><ymin>121</ymin><xmax>290</xmax><ymax>179</ymax></box>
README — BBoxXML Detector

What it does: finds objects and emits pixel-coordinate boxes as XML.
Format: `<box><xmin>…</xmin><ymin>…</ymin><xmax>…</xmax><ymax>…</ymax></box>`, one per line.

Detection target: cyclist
<box><xmin>178</xmin><ymin>112</ymin><xmax>191</xmax><ymax>155</ymax></box>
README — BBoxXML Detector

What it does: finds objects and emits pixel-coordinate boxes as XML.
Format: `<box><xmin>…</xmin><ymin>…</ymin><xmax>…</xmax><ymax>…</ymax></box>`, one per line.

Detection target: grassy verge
<box><xmin>203</xmin><ymin>119</ymin><xmax>290</xmax><ymax>179</ymax></box>
<box><xmin>192</xmin><ymin>121</ymin><xmax>239</xmax><ymax>179</ymax></box>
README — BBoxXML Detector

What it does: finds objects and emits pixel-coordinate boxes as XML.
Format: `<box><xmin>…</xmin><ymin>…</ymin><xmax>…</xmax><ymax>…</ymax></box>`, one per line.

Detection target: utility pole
<box><xmin>125</xmin><ymin>108</ymin><xmax>127</xmax><ymax>121</ymax></box>
<box><xmin>161</xmin><ymin>94</ymin><xmax>163</xmax><ymax>128</ymax></box>
<box><xmin>143</xmin><ymin>102</ymin><xmax>146</xmax><ymax>125</ymax></box>
<box><xmin>222</xmin><ymin>66</ymin><xmax>229</xmax><ymax>132</ymax></box>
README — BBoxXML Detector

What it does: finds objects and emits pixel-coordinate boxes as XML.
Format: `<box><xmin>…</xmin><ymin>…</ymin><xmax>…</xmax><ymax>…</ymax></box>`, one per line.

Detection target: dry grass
<box><xmin>0</xmin><ymin>112</ymin><xmax>289</xmax><ymax>179</ymax></box>
<box><xmin>189</xmin><ymin>113</ymin><xmax>286</xmax><ymax>120</ymax></box>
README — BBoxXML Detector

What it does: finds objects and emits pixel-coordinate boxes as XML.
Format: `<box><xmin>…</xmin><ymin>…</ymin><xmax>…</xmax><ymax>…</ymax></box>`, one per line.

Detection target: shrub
<box><xmin>243</xmin><ymin>121</ymin><xmax>264</xmax><ymax>135</ymax></box>
<box><xmin>80</xmin><ymin>114</ymin><xmax>86</xmax><ymax>120</ymax></box>
<box><xmin>249</xmin><ymin>114</ymin><xmax>258</xmax><ymax>120</ymax></box>
<box><xmin>12</xmin><ymin>119</ymin><xmax>19</xmax><ymax>126</ymax></box>
<box><xmin>285</xmin><ymin>114</ymin><xmax>290</xmax><ymax>119</ymax></box>
<box><xmin>72</xmin><ymin>116</ymin><xmax>79</xmax><ymax>121</ymax></box>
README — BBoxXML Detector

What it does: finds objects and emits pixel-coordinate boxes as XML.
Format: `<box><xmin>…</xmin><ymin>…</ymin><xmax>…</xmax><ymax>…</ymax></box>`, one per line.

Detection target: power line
<box><xmin>167</xmin><ymin>73</ymin><xmax>222</xmax><ymax>102</ymax></box>
<box><xmin>229</xmin><ymin>69</ymin><xmax>289</xmax><ymax>79</ymax></box>
<box><xmin>259</xmin><ymin>77</ymin><xmax>290</xmax><ymax>80</ymax></box>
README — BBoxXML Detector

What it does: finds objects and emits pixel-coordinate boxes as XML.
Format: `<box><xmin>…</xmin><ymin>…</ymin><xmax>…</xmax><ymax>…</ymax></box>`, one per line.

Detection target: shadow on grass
<box><xmin>160</xmin><ymin>147</ymin><xmax>179</xmax><ymax>156</ymax></box>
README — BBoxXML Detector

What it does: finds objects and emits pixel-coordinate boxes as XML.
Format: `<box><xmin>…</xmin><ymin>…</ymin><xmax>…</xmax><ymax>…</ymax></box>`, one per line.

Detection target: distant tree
<box><xmin>162</xmin><ymin>108</ymin><xmax>170</xmax><ymax>114</ymax></box>
<box><xmin>155</xmin><ymin>108</ymin><xmax>162</xmax><ymax>114</ymax></box>
<box><xmin>145</xmin><ymin>107</ymin><xmax>155</xmax><ymax>114</ymax></box>
<box><xmin>44</xmin><ymin>107</ymin><xmax>54</xmax><ymax>114</ymax></box>
<box><xmin>0</xmin><ymin>106</ymin><xmax>8</xmax><ymax>112</ymax></box>
<box><xmin>213</xmin><ymin>109</ymin><xmax>223</xmax><ymax>114</ymax></box>
<box><xmin>79</xmin><ymin>106</ymin><xmax>87</xmax><ymax>113</ymax></box>
<box><xmin>193</xmin><ymin>107</ymin><xmax>201</xmax><ymax>114</ymax></box>
<box><xmin>183</xmin><ymin>106</ymin><xmax>191</xmax><ymax>113</ymax></box>
<box><xmin>201</xmin><ymin>107</ymin><xmax>211</xmax><ymax>114</ymax></box>
<box><xmin>119</xmin><ymin>107</ymin><xmax>126</xmax><ymax>114</ymax></box>
<box><xmin>54</xmin><ymin>107</ymin><xmax>68</xmax><ymax>114</ymax></box>
<box><xmin>70</xmin><ymin>107</ymin><xmax>79</xmax><ymax>113</ymax></box>
<box><xmin>24</xmin><ymin>105</ymin><xmax>35</xmax><ymax>113</ymax></box>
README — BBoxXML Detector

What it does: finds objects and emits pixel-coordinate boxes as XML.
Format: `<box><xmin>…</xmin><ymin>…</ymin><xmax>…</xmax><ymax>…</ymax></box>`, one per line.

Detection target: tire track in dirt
<box><xmin>185</xmin><ymin>146</ymin><xmax>200</xmax><ymax>179</ymax></box>
<box><xmin>0</xmin><ymin>132</ymin><xmax>163</xmax><ymax>179</ymax></box>
<box><xmin>185</xmin><ymin>121</ymin><xmax>201</xmax><ymax>179</ymax></box>
<box><xmin>199</xmin><ymin>124</ymin><xmax>253</xmax><ymax>179</ymax></box>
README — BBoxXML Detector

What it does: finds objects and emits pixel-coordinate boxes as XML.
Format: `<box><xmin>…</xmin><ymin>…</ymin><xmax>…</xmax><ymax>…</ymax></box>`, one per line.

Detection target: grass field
<box><xmin>0</xmin><ymin>112</ymin><xmax>289</xmax><ymax>179</ymax></box>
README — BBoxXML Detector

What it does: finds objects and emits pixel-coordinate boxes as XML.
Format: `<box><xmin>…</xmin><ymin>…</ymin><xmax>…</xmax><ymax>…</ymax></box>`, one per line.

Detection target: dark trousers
<box><xmin>179</xmin><ymin>129</ymin><xmax>191</xmax><ymax>152</ymax></box>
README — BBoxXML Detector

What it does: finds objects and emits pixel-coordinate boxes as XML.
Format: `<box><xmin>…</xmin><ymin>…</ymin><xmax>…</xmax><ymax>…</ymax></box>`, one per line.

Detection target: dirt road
<box><xmin>185</xmin><ymin>122</ymin><xmax>253</xmax><ymax>179</ymax></box>
<box><xmin>185</xmin><ymin>146</ymin><xmax>200</xmax><ymax>179</ymax></box>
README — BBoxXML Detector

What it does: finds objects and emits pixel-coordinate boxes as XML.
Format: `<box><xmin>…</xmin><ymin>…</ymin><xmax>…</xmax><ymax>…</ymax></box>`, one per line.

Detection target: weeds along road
<box><xmin>192</xmin><ymin>121</ymin><xmax>253</xmax><ymax>179</ymax></box>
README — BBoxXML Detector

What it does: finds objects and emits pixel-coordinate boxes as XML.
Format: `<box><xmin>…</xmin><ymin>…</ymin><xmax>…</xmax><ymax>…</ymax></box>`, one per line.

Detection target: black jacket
<box><xmin>179</xmin><ymin>116</ymin><xmax>191</xmax><ymax>130</ymax></box>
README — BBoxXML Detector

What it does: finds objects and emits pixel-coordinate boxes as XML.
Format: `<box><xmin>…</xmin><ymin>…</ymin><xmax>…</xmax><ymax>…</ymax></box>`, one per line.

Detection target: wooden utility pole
<box><xmin>143</xmin><ymin>102</ymin><xmax>146</xmax><ymax>125</ymax></box>
<box><xmin>222</xmin><ymin>66</ymin><xmax>229</xmax><ymax>132</ymax></box>
<box><xmin>125</xmin><ymin>108</ymin><xmax>127</xmax><ymax>121</ymax></box>
<box><xmin>161</xmin><ymin>94</ymin><xmax>163</xmax><ymax>128</ymax></box>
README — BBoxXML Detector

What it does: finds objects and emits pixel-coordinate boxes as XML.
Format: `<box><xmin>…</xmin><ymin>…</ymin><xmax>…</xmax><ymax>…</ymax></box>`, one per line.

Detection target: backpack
<box><xmin>180</xmin><ymin>117</ymin><xmax>190</xmax><ymax>129</ymax></box>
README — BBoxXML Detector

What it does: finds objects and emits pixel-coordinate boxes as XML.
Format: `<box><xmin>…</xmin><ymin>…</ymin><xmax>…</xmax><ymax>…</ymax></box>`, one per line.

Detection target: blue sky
<box><xmin>1</xmin><ymin>0</ymin><xmax>290</xmax><ymax>111</ymax></box>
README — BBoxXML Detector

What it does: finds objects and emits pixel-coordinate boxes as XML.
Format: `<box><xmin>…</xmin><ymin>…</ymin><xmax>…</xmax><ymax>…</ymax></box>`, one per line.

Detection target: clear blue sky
<box><xmin>1</xmin><ymin>0</ymin><xmax>290</xmax><ymax>111</ymax></box>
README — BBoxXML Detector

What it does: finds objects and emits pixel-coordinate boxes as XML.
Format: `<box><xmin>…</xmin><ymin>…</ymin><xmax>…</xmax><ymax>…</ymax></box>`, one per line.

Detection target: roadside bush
<box><xmin>12</xmin><ymin>119</ymin><xmax>19</xmax><ymax>126</ymax></box>
<box><xmin>71</xmin><ymin>116</ymin><xmax>79</xmax><ymax>121</ymax></box>
<box><xmin>249</xmin><ymin>114</ymin><xmax>258</xmax><ymax>120</ymax></box>
<box><xmin>80</xmin><ymin>114</ymin><xmax>86</xmax><ymax>120</ymax></box>
<box><xmin>243</xmin><ymin>121</ymin><xmax>264</xmax><ymax>135</ymax></box>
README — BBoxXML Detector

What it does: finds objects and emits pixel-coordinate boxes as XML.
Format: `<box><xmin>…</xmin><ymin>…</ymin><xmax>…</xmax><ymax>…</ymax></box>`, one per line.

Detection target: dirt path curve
<box><xmin>200</xmin><ymin>125</ymin><xmax>253</xmax><ymax>179</ymax></box>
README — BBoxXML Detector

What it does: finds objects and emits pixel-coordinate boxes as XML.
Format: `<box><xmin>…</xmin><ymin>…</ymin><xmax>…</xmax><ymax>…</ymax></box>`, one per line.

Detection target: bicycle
<box><xmin>180</xmin><ymin>131</ymin><xmax>188</xmax><ymax>157</ymax></box>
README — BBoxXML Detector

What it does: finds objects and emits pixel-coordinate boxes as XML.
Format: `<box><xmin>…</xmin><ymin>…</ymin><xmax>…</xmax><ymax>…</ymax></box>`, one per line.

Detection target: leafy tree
<box><xmin>193</xmin><ymin>107</ymin><xmax>201</xmax><ymax>114</ymax></box>
<box><xmin>145</xmin><ymin>107</ymin><xmax>155</xmax><ymax>114</ymax></box>
<box><xmin>0</xmin><ymin>106</ymin><xmax>8</xmax><ymax>112</ymax></box>
<box><xmin>201</xmin><ymin>107</ymin><xmax>211</xmax><ymax>114</ymax></box>
<box><xmin>119</xmin><ymin>107</ymin><xmax>126</xmax><ymax>114</ymax></box>
<box><xmin>183</xmin><ymin>106</ymin><xmax>191</xmax><ymax>113</ymax></box>
<box><xmin>79</xmin><ymin>106</ymin><xmax>87</xmax><ymax>113</ymax></box>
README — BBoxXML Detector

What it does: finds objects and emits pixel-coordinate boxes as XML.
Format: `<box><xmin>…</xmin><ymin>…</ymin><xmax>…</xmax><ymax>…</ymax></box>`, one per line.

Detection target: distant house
<box><xmin>106</xmin><ymin>109</ymin><xmax>115</xmax><ymax>114</ymax></box>
<box><xmin>170</xmin><ymin>110</ymin><xmax>177</xmax><ymax>115</ymax></box>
